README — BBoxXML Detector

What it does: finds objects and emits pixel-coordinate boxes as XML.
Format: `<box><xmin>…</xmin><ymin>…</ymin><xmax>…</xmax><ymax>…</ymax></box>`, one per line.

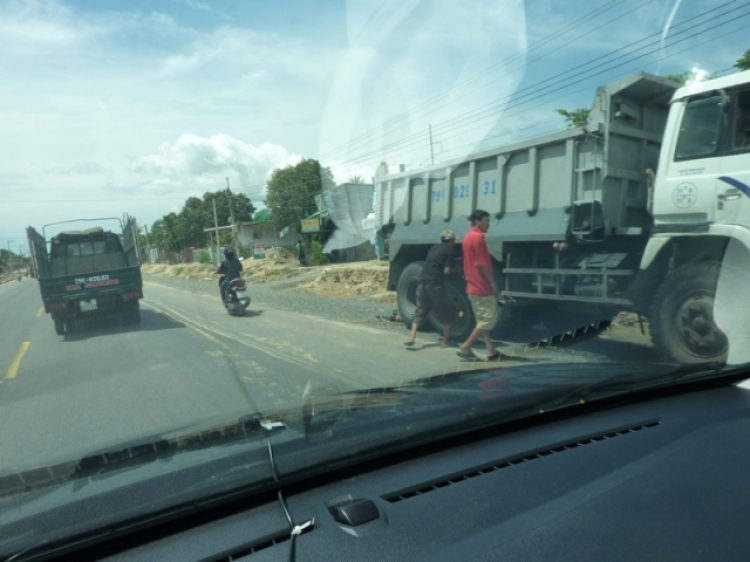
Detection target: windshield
<box><xmin>2</xmin><ymin>0</ymin><xmax>750</xmax><ymax>558</ymax></box>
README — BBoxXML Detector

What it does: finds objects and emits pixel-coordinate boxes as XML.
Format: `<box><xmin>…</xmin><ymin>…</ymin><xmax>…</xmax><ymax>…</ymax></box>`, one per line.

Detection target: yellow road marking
<box><xmin>6</xmin><ymin>342</ymin><xmax>30</xmax><ymax>380</ymax></box>
<box><xmin>36</xmin><ymin>307</ymin><xmax>44</xmax><ymax>317</ymax></box>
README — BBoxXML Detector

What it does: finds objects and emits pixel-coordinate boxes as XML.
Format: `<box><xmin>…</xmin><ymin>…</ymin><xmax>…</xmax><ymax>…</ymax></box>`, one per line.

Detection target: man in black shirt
<box><xmin>405</xmin><ymin>230</ymin><xmax>458</xmax><ymax>348</ymax></box>
<box><xmin>216</xmin><ymin>246</ymin><xmax>243</xmax><ymax>303</ymax></box>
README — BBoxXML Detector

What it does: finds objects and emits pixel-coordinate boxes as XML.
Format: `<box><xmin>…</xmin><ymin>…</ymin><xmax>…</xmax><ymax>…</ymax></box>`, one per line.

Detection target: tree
<box><xmin>264</xmin><ymin>158</ymin><xmax>335</xmax><ymax>230</ymax></box>
<box><xmin>149</xmin><ymin>190</ymin><xmax>255</xmax><ymax>253</ymax></box>
<box><xmin>150</xmin><ymin>213</ymin><xmax>183</xmax><ymax>255</ymax></box>
<box><xmin>665</xmin><ymin>71</ymin><xmax>693</xmax><ymax>85</ymax></box>
<box><xmin>177</xmin><ymin>191</ymin><xmax>255</xmax><ymax>249</ymax></box>
<box><xmin>348</xmin><ymin>175</ymin><xmax>366</xmax><ymax>184</ymax></box>
<box><xmin>555</xmin><ymin>108</ymin><xmax>590</xmax><ymax>129</ymax></box>
<box><xmin>666</xmin><ymin>69</ymin><xmax>718</xmax><ymax>85</ymax></box>
<box><xmin>735</xmin><ymin>49</ymin><xmax>750</xmax><ymax>71</ymax></box>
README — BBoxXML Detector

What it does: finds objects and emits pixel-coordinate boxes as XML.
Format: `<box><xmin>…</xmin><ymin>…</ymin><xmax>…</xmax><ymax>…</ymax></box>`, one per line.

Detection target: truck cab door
<box><xmin>654</xmin><ymin>93</ymin><xmax>725</xmax><ymax>230</ymax></box>
<box><xmin>715</xmin><ymin>87</ymin><xmax>750</xmax><ymax>227</ymax></box>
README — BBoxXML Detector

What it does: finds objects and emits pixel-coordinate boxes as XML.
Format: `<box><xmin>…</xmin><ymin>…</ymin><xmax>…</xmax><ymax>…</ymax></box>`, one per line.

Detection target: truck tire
<box><xmin>427</xmin><ymin>279</ymin><xmax>475</xmax><ymax>342</ymax></box>
<box><xmin>122</xmin><ymin>302</ymin><xmax>141</xmax><ymax>325</ymax></box>
<box><xmin>649</xmin><ymin>262</ymin><xmax>728</xmax><ymax>364</ymax></box>
<box><xmin>396</xmin><ymin>261</ymin><xmax>424</xmax><ymax>329</ymax></box>
<box><xmin>54</xmin><ymin>317</ymin><xmax>64</xmax><ymax>335</ymax></box>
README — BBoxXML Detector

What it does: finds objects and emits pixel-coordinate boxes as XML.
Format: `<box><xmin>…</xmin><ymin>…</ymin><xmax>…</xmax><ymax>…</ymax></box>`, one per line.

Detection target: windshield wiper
<box><xmin>0</xmin><ymin>414</ymin><xmax>284</xmax><ymax>501</ymax></box>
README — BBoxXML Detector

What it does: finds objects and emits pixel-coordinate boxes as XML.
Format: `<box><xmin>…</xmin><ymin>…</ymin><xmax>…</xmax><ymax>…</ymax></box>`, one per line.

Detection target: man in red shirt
<box><xmin>457</xmin><ymin>209</ymin><xmax>500</xmax><ymax>361</ymax></box>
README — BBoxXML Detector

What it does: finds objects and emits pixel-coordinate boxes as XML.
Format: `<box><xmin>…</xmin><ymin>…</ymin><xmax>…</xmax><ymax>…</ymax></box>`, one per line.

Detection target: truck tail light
<box><xmin>122</xmin><ymin>292</ymin><xmax>141</xmax><ymax>301</ymax></box>
<box><xmin>49</xmin><ymin>303</ymin><xmax>67</xmax><ymax>310</ymax></box>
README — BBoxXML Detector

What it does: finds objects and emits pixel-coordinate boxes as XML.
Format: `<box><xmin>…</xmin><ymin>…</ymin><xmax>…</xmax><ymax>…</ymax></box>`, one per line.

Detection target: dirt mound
<box><xmin>140</xmin><ymin>259</ymin><xmax>395</xmax><ymax>301</ymax></box>
<box><xmin>295</xmin><ymin>263</ymin><xmax>390</xmax><ymax>299</ymax></box>
<box><xmin>267</xmin><ymin>247</ymin><xmax>296</xmax><ymax>263</ymax></box>
<box><xmin>141</xmin><ymin>263</ymin><xmax>216</xmax><ymax>281</ymax></box>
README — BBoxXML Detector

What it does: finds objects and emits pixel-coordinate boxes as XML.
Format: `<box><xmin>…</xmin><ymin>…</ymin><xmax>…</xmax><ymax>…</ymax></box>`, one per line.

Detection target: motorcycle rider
<box><xmin>216</xmin><ymin>246</ymin><xmax>243</xmax><ymax>304</ymax></box>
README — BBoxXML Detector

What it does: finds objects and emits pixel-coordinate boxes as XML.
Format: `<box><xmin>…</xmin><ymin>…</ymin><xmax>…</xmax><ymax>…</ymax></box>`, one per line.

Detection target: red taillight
<box><xmin>230</xmin><ymin>280</ymin><xmax>245</xmax><ymax>289</ymax></box>
<box><xmin>49</xmin><ymin>303</ymin><xmax>67</xmax><ymax>311</ymax></box>
<box><xmin>122</xmin><ymin>292</ymin><xmax>141</xmax><ymax>301</ymax></box>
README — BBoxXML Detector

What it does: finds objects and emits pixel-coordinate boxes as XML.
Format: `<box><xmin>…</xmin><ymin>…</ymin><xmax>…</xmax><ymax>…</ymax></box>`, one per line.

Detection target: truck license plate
<box><xmin>80</xmin><ymin>299</ymin><xmax>98</xmax><ymax>312</ymax></box>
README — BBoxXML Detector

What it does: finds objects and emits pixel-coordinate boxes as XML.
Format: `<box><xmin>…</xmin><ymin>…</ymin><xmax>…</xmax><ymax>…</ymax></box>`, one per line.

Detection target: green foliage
<box><xmin>666</xmin><ymin>69</ymin><xmax>718</xmax><ymax>85</ymax></box>
<box><xmin>735</xmin><ymin>49</ymin><xmax>750</xmax><ymax>71</ymax></box>
<box><xmin>310</xmin><ymin>234</ymin><xmax>327</xmax><ymax>265</ymax></box>
<box><xmin>196</xmin><ymin>251</ymin><xmax>211</xmax><ymax>264</ymax></box>
<box><xmin>665</xmin><ymin>71</ymin><xmax>693</xmax><ymax>85</ymax></box>
<box><xmin>348</xmin><ymin>174</ymin><xmax>366</xmax><ymax>184</ymax></box>
<box><xmin>555</xmin><ymin>108</ymin><xmax>590</xmax><ymax>128</ymax></box>
<box><xmin>150</xmin><ymin>190</ymin><xmax>255</xmax><ymax>253</ymax></box>
<box><xmin>264</xmin><ymin>158</ymin><xmax>335</xmax><ymax>232</ymax></box>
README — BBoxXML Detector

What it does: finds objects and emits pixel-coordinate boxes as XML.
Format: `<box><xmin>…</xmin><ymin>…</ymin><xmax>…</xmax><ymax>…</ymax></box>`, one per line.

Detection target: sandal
<box><xmin>404</xmin><ymin>341</ymin><xmax>415</xmax><ymax>347</ymax></box>
<box><xmin>486</xmin><ymin>351</ymin><xmax>502</xmax><ymax>361</ymax></box>
<box><xmin>456</xmin><ymin>350</ymin><xmax>479</xmax><ymax>361</ymax></box>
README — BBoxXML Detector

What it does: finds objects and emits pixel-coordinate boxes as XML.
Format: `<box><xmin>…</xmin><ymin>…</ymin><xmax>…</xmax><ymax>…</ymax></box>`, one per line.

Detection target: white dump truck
<box><xmin>375</xmin><ymin>70</ymin><xmax>750</xmax><ymax>364</ymax></box>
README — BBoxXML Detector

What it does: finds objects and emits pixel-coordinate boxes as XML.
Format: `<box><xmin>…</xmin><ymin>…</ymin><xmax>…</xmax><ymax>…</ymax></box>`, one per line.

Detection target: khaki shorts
<box><xmin>468</xmin><ymin>294</ymin><xmax>498</xmax><ymax>331</ymax></box>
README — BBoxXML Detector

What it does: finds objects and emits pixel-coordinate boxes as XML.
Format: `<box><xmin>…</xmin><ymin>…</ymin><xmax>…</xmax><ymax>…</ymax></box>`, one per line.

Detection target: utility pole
<box><xmin>225</xmin><ymin>177</ymin><xmax>239</xmax><ymax>251</ymax></box>
<box><xmin>212</xmin><ymin>196</ymin><xmax>220</xmax><ymax>265</ymax></box>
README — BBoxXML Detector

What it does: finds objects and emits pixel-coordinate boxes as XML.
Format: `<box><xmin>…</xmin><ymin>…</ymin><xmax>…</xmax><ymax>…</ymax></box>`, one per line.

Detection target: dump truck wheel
<box><xmin>396</xmin><ymin>261</ymin><xmax>424</xmax><ymax>329</ymax></box>
<box><xmin>650</xmin><ymin>262</ymin><xmax>728</xmax><ymax>364</ymax></box>
<box><xmin>427</xmin><ymin>279</ymin><xmax>475</xmax><ymax>341</ymax></box>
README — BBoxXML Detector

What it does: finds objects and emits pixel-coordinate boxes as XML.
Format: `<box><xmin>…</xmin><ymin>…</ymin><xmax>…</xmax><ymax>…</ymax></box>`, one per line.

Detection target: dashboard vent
<box><xmin>382</xmin><ymin>418</ymin><xmax>660</xmax><ymax>503</ymax></box>
<box><xmin>217</xmin><ymin>531</ymin><xmax>291</xmax><ymax>561</ymax></box>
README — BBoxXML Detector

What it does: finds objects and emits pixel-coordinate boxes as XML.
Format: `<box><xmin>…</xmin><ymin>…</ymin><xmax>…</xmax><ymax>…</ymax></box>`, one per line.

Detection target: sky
<box><xmin>1</xmin><ymin>0</ymin><xmax>748</xmax><ymax>251</ymax></box>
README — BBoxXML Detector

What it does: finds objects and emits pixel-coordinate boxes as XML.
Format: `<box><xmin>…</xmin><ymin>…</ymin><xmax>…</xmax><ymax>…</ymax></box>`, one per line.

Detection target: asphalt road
<box><xmin>0</xmin><ymin>275</ymin><xmax>516</xmax><ymax>471</ymax></box>
<box><xmin>0</xmin><ymin>272</ymin><xmax>676</xmax><ymax>473</ymax></box>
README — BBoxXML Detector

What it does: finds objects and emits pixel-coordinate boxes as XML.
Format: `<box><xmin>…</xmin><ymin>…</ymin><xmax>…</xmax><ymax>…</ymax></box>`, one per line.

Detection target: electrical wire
<box><xmin>319</xmin><ymin>0</ymin><xmax>740</xmax><ymax>166</ymax></box>
<box><xmin>324</xmin><ymin>5</ymin><xmax>750</xmax><ymax>169</ymax></box>
<box><xmin>318</xmin><ymin>0</ymin><xmax>638</xmax><ymax>163</ymax></box>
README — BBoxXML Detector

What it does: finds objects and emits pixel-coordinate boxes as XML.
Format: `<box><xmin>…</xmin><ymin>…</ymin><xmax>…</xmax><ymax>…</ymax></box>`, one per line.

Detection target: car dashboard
<box><xmin>15</xmin><ymin>377</ymin><xmax>743</xmax><ymax>562</ymax></box>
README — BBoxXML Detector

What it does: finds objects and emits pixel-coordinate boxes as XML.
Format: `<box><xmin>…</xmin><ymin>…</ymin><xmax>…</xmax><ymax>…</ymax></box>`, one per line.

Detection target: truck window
<box><xmin>731</xmin><ymin>89</ymin><xmax>750</xmax><ymax>153</ymax></box>
<box><xmin>674</xmin><ymin>95</ymin><xmax>724</xmax><ymax>161</ymax></box>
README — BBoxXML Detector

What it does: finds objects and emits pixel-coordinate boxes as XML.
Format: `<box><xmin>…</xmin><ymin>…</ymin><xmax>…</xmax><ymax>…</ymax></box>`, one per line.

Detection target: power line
<box><xmin>318</xmin><ymin>0</ymin><xmax>648</xmax><ymax>164</ymax></box>
<box><xmin>321</xmin><ymin>2</ymin><xmax>750</xmax><ymax>169</ymax></box>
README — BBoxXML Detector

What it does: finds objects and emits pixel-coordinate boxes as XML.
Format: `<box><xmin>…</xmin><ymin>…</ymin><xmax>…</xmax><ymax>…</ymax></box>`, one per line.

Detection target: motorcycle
<box><xmin>220</xmin><ymin>276</ymin><xmax>251</xmax><ymax>316</ymax></box>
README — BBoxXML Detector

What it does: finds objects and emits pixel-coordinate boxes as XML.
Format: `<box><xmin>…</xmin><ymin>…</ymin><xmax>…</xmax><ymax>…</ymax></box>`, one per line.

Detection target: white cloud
<box><xmin>46</xmin><ymin>162</ymin><xmax>111</xmax><ymax>176</ymax></box>
<box><xmin>132</xmin><ymin>133</ymin><xmax>301</xmax><ymax>202</ymax></box>
<box><xmin>0</xmin><ymin>0</ymin><xmax>77</xmax><ymax>44</ymax></box>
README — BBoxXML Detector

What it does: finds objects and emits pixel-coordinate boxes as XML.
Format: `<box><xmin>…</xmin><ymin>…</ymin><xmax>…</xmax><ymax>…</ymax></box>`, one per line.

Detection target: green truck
<box><xmin>27</xmin><ymin>216</ymin><xmax>143</xmax><ymax>335</ymax></box>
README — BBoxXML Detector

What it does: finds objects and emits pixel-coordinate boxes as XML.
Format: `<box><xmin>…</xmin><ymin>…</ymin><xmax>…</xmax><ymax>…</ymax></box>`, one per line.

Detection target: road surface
<box><xmin>0</xmin><ymin>274</ymin><xmax>657</xmax><ymax>472</ymax></box>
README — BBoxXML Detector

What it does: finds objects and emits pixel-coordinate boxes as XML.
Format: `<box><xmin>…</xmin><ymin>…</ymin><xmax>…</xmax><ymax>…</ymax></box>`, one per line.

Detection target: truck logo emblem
<box><xmin>673</xmin><ymin>182</ymin><xmax>697</xmax><ymax>209</ymax></box>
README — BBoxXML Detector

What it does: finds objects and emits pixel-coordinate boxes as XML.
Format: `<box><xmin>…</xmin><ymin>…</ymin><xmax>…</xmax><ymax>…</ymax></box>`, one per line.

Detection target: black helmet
<box><xmin>223</xmin><ymin>246</ymin><xmax>235</xmax><ymax>257</ymax></box>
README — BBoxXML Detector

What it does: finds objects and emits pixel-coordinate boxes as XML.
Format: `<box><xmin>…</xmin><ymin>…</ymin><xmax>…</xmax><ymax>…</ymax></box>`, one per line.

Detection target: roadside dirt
<box><xmin>140</xmin><ymin>255</ymin><xmax>396</xmax><ymax>304</ymax></box>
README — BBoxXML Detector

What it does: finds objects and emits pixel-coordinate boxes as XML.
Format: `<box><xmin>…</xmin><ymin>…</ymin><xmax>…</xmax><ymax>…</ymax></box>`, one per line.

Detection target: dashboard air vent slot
<box><xmin>216</xmin><ymin>530</ymin><xmax>292</xmax><ymax>561</ymax></box>
<box><xmin>382</xmin><ymin>418</ymin><xmax>660</xmax><ymax>503</ymax></box>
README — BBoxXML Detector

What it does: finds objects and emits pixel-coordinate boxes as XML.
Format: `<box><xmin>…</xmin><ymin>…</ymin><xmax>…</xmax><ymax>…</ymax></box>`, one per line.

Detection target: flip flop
<box><xmin>456</xmin><ymin>350</ymin><xmax>479</xmax><ymax>361</ymax></box>
<box><xmin>486</xmin><ymin>351</ymin><xmax>502</xmax><ymax>361</ymax></box>
<box><xmin>404</xmin><ymin>341</ymin><xmax>415</xmax><ymax>347</ymax></box>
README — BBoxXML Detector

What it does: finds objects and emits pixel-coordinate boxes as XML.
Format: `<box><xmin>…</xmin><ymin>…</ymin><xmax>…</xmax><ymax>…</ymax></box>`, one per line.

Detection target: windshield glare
<box><xmin>2</xmin><ymin>0</ymin><xmax>750</xmax><ymax>557</ymax></box>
